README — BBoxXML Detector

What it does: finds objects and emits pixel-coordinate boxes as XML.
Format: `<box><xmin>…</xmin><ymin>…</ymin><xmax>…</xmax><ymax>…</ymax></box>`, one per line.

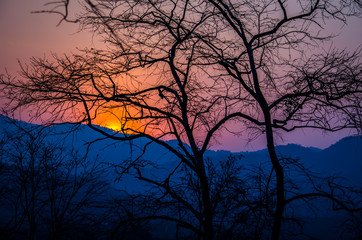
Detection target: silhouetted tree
<box><xmin>0</xmin><ymin>0</ymin><xmax>361</xmax><ymax>239</ymax></box>
<box><xmin>202</xmin><ymin>1</ymin><xmax>361</xmax><ymax>239</ymax></box>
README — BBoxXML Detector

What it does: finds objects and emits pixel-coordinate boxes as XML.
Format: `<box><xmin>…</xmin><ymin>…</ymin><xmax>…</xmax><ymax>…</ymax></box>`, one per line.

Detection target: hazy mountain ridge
<box><xmin>1</xmin><ymin>114</ymin><xmax>361</xmax><ymax>185</ymax></box>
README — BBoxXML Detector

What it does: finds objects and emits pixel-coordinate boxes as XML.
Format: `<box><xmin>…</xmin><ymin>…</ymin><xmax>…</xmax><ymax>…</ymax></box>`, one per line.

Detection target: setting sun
<box><xmin>94</xmin><ymin>106</ymin><xmax>144</xmax><ymax>134</ymax></box>
<box><xmin>103</xmin><ymin>123</ymin><xmax>123</xmax><ymax>132</ymax></box>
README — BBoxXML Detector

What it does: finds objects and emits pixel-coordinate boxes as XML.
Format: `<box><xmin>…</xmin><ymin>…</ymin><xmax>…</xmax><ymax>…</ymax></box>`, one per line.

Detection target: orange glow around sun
<box><xmin>90</xmin><ymin>66</ymin><xmax>166</xmax><ymax>135</ymax></box>
<box><xmin>94</xmin><ymin>106</ymin><xmax>144</xmax><ymax>134</ymax></box>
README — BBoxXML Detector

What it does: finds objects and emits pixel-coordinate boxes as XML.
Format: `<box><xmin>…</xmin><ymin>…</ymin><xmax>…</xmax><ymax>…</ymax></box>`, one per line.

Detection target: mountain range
<box><xmin>1</xmin><ymin>114</ymin><xmax>361</xmax><ymax>186</ymax></box>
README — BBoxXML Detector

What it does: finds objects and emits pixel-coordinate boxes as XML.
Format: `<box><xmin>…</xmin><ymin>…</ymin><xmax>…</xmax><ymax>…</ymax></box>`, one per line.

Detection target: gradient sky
<box><xmin>0</xmin><ymin>0</ymin><xmax>361</xmax><ymax>152</ymax></box>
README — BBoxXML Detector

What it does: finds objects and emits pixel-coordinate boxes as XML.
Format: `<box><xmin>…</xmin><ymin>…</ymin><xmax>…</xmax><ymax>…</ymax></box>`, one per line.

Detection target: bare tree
<box><xmin>1</xmin><ymin>1</ymin><xmax>231</xmax><ymax>238</ymax></box>
<box><xmin>0</xmin><ymin>0</ymin><xmax>361</xmax><ymax>239</ymax></box>
<box><xmin>201</xmin><ymin>1</ymin><xmax>361</xmax><ymax>239</ymax></box>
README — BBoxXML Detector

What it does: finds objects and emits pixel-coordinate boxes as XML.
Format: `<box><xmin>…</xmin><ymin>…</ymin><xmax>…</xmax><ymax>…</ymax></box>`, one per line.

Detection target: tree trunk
<box><xmin>197</xmin><ymin>156</ymin><xmax>214</xmax><ymax>240</ymax></box>
<box><xmin>264</xmin><ymin>111</ymin><xmax>285</xmax><ymax>240</ymax></box>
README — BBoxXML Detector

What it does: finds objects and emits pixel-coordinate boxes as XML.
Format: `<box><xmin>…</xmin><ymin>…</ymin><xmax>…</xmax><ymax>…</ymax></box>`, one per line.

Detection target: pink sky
<box><xmin>0</xmin><ymin>0</ymin><xmax>361</xmax><ymax>152</ymax></box>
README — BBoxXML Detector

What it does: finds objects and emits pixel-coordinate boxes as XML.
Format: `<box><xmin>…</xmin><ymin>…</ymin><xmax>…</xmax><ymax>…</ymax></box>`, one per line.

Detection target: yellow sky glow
<box><xmin>94</xmin><ymin>107</ymin><xmax>144</xmax><ymax>134</ymax></box>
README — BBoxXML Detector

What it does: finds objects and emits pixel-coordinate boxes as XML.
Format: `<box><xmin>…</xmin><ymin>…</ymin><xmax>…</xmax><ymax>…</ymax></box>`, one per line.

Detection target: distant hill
<box><xmin>239</xmin><ymin>137</ymin><xmax>362</xmax><ymax>184</ymax></box>
<box><xmin>1</xmin><ymin>114</ymin><xmax>361</xmax><ymax>194</ymax></box>
<box><xmin>1</xmin><ymin>114</ymin><xmax>361</xmax><ymax>184</ymax></box>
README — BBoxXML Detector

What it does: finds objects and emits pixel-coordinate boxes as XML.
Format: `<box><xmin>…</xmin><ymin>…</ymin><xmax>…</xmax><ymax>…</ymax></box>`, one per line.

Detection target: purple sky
<box><xmin>0</xmin><ymin>0</ymin><xmax>361</xmax><ymax>151</ymax></box>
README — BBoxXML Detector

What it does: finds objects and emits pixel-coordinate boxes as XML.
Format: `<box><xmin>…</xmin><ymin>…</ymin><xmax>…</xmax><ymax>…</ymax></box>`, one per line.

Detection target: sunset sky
<box><xmin>0</xmin><ymin>0</ymin><xmax>361</xmax><ymax>152</ymax></box>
